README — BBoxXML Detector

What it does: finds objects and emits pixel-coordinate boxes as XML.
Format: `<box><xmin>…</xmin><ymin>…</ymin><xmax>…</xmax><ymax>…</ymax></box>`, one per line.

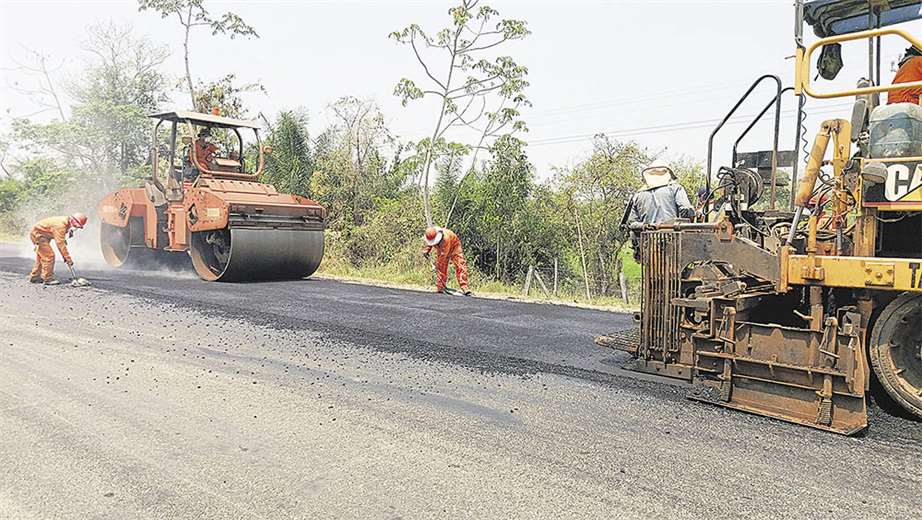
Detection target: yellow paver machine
<box><xmin>600</xmin><ymin>0</ymin><xmax>922</xmax><ymax>433</ymax></box>
<box><xmin>98</xmin><ymin>111</ymin><xmax>325</xmax><ymax>282</ymax></box>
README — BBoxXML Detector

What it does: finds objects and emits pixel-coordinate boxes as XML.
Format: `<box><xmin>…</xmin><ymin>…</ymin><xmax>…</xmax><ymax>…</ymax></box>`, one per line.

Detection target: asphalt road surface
<box><xmin>0</xmin><ymin>245</ymin><xmax>919</xmax><ymax>519</ymax></box>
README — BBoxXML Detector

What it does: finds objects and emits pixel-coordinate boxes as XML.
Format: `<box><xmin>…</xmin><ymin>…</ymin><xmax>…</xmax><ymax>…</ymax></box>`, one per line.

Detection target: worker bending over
<box><xmin>888</xmin><ymin>46</ymin><xmax>922</xmax><ymax>105</ymax></box>
<box><xmin>28</xmin><ymin>213</ymin><xmax>87</xmax><ymax>285</ymax></box>
<box><xmin>625</xmin><ymin>160</ymin><xmax>695</xmax><ymax>260</ymax></box>
<box><xmin>423</xmin><ymin>226</ymin><xmax>471</xmax><ymax>295</ymax></box>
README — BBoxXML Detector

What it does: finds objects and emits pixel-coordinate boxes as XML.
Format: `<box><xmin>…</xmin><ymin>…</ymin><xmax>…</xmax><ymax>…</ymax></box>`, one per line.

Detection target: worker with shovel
<box><xmin>28</xmin><ymin>213</ymin><xmax>88</xmax><ymax>286</ymax></box>
<box><xmin>423</xmin><ymin>226</ymin><xmax>471</xmax><ymax>295</ymax></box>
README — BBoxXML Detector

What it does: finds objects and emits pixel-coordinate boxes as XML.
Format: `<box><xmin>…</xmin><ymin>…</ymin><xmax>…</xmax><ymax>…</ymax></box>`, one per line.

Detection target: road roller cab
<box><xmin>98</xmin><ymin>111</ymin><xmax>327</xmax><ymax>282</ymax></box>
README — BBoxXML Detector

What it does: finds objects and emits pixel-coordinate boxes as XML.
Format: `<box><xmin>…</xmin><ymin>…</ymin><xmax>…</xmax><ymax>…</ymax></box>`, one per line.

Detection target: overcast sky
<box><xmin>3</xmin><ymin>0</ymin><xmax>922</xmax><ymax>179</ymax></box>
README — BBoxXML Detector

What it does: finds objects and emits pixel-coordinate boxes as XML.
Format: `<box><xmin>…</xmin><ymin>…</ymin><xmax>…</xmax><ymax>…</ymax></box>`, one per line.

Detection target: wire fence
<box><xmin>514</xmin><ymin>262</ymin><xmax>639</xmax><ymax>305</ymax></box>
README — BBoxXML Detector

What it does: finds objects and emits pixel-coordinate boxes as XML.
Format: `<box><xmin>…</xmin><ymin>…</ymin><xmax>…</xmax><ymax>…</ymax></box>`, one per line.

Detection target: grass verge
<box><xmin>317</xmin><ymin>260</ymin><xmax>639</xmax><ymax>312</ymax></box>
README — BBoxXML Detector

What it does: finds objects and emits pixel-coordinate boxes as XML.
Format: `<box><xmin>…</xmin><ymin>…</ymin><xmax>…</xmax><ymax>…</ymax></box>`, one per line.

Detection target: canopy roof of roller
<box><xmin>804</xmin><ymin>0</ymin><xmax>922</xmax><ymax>37</ymax></box>
<box><xmin>150</xmin><ymin>110</ymin><xmax>261</xmax><ymax>130</ymax></box>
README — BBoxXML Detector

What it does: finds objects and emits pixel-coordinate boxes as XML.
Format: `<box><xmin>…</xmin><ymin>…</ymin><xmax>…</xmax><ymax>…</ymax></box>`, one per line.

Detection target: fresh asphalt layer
<box><xmin>0</xmin><ymin>244</ymin><xmax>920</xmax><ymax>519</ymax></box>
<box><xmin>0</xmin><ymin>248</ymin><xmax>636</xmax><ymax>382</ymax></box>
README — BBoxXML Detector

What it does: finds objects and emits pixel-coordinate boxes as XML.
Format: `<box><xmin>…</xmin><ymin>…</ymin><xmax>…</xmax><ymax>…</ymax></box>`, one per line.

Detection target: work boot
<box><xmin>43</xmin><ymin>279</ymin><xmax>60</xmax><ymax>286</ymax></box>
<box><xmin>28</xmin><ymin>276</ymin><xmax>42</xmax><ymax>284</ymax></box>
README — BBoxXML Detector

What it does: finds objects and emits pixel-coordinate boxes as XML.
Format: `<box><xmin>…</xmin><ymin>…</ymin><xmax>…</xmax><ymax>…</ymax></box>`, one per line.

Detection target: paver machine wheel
<box><xmin>869</xmin><ymin>293</ymin><xmax>922</xmax><ymax>419</ymax></box>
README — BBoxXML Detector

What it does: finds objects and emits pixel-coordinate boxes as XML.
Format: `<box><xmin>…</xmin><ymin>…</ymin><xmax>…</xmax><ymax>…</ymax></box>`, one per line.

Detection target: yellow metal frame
<box><xmin>785</xmin><ymin>254</ymin><xmax>922</xmax><ymax>292</ymax></box>
<box><xmin>796</xmin><ymin>27</ymin><xmax>922</xmax><ymax>99</ymax></box>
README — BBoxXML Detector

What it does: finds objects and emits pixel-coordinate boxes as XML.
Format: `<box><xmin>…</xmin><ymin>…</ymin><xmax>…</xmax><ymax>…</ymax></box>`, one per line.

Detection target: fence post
<box><xmin>523</xmin><ymin>265</ymin><xmax>534</xmax><ymax>296</ymax></box>
<box><xmin>553</xmin><ymin>258</ymin><xmax>559</xmax><ymax>296</ymax></box>
<box><xmin>534</xmin><ymin>269</ymin><xmax>551</xmax><ymax>298</ymax></box>
<box><xmin>574</xmin><ymin>209</ymin><xmax>591</xmax><ymax>300</ymax></box>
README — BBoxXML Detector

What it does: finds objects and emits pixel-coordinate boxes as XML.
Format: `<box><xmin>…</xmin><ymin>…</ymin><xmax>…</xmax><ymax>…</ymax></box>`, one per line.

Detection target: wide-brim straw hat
<box><xmin>641</xmin><ymin>160</ymin><xmax>674</xmax><ymax>189</ymax></box>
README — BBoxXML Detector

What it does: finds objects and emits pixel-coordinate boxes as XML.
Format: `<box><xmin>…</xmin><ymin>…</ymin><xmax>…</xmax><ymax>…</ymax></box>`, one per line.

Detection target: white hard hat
<box><xmin>424</xmin><ymin>226</ymin><xmax>444</xmax><ymax>246</ymax></box>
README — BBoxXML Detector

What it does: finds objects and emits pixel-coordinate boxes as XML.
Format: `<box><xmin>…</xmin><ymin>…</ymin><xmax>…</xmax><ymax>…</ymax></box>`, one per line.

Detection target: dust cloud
<box><xmin>9</xmin><ymin>178</ymin><xmax>196</xmax><ymax>280</ymax></box>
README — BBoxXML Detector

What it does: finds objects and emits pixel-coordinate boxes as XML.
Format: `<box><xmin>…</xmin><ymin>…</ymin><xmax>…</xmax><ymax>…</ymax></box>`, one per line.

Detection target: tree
<box><xmin>73</xmin><ymin>22</ymin><xmax>171</xmax><ymax>175</ymax></box>
<box><xmin>262</xmin><ymin>110</ymin><xmax>313</xmax><ymax>197</ymax></box>
<box><xmin>1</xmin><ymin>24</ymin><xmax>171</xmax><ymax>235</ymax></box>
<box><xmin>138</xmin><ymin>0</ymin><xmax>258</xmax><ymax>109</ymax></box>
<box><xmin>193</xmin><ymin>73</ymin><xmax>265</xmax><ymax>118</ymax></box>
<box><xmin>0</xmin><ymin>135</ymin><xmax>11</xmax><ymax>177</ymax></box>
<box><xmin>390</xmin><ymin>0</ymin><xmax>530</xmax><ymax>225</ymax></box>
<box><xmin>474</xmin><ymin>136</ymin><xmax>532</xmax><ymax>280</ymax></box>
<box><xmin>556</xmin><ymin>135</ymin><xmax>652</xmax><ymax>296</ymax></box>
<box><xmin>312</xmin><ymin>98</ymin><xmax>405</xmax><ymax>230</ymax></box>
<box><xmin>330</xmin><ymin>97</ymin><xmax>395</xmax><ymax>223</ymax></box>
<box><xmin>3</xmin><ymin>48</ymin><xmax>68</xmax><ymax>121</ymax></box>
<box><xmin>10</xmin><ymin>23</ymin><xmax>170</xmax><ymax>179</ymax></box>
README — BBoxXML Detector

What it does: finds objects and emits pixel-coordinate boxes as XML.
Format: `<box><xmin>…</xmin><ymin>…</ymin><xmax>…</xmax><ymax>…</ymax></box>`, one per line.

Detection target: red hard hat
<box><xmin>424</xmin><ymin>226</ymin><xmax>443</xmax><ymax>246</ymax></box>
<box><xmin>69</xmin><ymin>212</ymin><xmax>88</xmax><ymax>229</ymax></box>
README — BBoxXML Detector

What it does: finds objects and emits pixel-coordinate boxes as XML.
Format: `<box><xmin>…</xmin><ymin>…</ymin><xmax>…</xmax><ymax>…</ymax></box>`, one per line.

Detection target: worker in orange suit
<box><xmin>192</xmin><ymin>127</ymin><xmax>219</xmax><ymax>171</ymax></box>
<box><xmin>28</xmin><ymin>213</ymin><xmax>87</xmax><ymax>285</ymax></box>
<box><xmin>888</xmin><ymin>46</ymin><xmax>922</xmax><ymax>105</ymax></box>
<box><xmin>423</xmin><ymin>226</ymin><xmax>471</xmax><ymax>295</ymax></box>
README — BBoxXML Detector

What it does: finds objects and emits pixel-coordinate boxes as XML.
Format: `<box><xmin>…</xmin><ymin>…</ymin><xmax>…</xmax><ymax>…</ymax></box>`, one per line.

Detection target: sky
<box><xmin>2</xmin><ymin>0</ymin><xmax>922</xmax><ymax>180</ymax></box>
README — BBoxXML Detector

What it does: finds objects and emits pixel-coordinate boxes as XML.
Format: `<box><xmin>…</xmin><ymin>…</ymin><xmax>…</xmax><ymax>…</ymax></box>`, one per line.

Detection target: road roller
<box><xmin>98</xmin><ymin>110</ymin><xmax>326</xmax><ymax>282</ymax></box>
<box><xmin>598</xmin><ymin>1</ymin><xmax>922</xmax><ymax>434</ymax></box>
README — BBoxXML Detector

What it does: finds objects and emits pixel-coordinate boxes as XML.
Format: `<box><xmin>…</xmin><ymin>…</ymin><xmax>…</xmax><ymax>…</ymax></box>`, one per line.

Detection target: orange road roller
<box><xmin>98</xmin><ymin>110</ymin><xmax>326</xmax><ymax>282</ymax></box>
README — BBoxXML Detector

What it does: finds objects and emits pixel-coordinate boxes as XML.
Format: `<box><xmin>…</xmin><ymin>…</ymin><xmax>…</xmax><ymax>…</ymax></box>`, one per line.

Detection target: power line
<box><xmin>527</xmin><ymin>80</ymin><xmax>755</xmax><ymax>120</ymax></box>
<box><xmin>527</xmin><ymin>104</ymin><xmax>852</xmax><ymax>147</ymax></box>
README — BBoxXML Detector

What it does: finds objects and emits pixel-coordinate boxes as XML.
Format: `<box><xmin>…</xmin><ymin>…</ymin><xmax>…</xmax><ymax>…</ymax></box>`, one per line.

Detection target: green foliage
<box><xmin>138</xmin><ymin>0</ymin><xmax>258</xmax><ymax>38</ymax></box>
<box><xmin>0</xmin><ymin>179</ymin><xmax>23</xmax><ymax>214</ymax></box>
<box><xmin>307</xmin><ymin>98</ymin><xmax>407</xmax><ymax>232</ymax></box>
<box><xmin>138</xmin><ymin>0</ymin><xmax>258</xmax><ymax>108</ymax></box>
<box><xmin>12</xmin><ymin>23</ymin><xmax>169</xmax><ymax>180</ymax></box>
<box><xmin>390</xmin><ymin>0</ymin><xmax>531</xmax><ymax>224</ymax></box>
<box><xmin>1</xmin><ymin>24</ymin><xmax>169</xmax><ymax>234</ymax></box>
<box><xmin>554</xmin><ymin>135</ymin><xmax>653</xmax><ymax>296</ymax></box>
<box><xmin>262</xmin><ymin>111</ymin><xmax>313</xmax><ymax>197</ymax></box>
<box><xmin>193</xmin><ymin>74</ymin><xmax>265</xmax><ymax>118</ymax></box>
<box><xmin>342</xmin><ymin>191</ymin><xmax>425</xmax><ymax>268</ymax></box>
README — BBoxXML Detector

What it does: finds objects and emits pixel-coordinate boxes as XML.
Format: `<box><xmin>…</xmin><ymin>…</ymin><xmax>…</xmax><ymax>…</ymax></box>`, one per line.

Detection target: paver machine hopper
<box><xmin>600</xmin><ymin>0</ymin><xmax>922</xmax><ymax>434</ymax></box>
<box><xmin>98</xmin><ymin>111</ymin><xmax>326</xmax><ymax>281</ymax></box>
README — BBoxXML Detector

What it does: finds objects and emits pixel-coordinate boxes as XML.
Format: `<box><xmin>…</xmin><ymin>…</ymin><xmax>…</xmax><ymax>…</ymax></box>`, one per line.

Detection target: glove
<box><xmin>66</xmin><ymin>260</ymin><xmax>74</xmax><ymax>267</ymax></box>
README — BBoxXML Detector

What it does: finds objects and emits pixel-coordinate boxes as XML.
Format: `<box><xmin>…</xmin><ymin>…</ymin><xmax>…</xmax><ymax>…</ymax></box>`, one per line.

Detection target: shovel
<box><xmin>67</xmin><ymin>264</ymin><xmax>92</xmax><ymax>287</ymax></box>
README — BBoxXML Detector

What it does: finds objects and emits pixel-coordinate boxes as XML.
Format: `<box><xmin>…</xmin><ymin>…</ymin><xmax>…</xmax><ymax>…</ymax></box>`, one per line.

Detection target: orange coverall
<box><xmin>193</xmin><ymin>138</ymin><xmax>219</xmax><ymax>171</ymax></box>
<box><xmin>424</xmin><ymin>228</ymin><xmax>470</xmax><ymax>292</ymax></box>
<box><xmin>888</xmin><ymin>56</ymin><xmax>922</xmax><ymax>105</ymax></box>
<box><xmin>28</xmin><ymin>216</ymin><xmax>74</xmax><ymax>281</ymax></box>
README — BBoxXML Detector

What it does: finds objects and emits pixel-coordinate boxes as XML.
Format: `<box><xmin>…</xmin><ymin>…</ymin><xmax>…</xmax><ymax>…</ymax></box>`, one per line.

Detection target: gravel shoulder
<box><xmin>0</xmin><ymin>251</ymin><xmax>920</xmax><ymax>519</ymax></box>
